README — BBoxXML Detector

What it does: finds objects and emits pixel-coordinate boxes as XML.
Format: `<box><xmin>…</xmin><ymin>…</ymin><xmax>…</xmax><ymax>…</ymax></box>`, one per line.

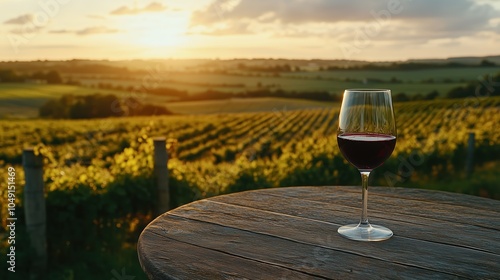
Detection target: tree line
<box><xmin>175</xmin><ymin>89</ymin><xmax>339</xmax><ymax>102</ymax></box>
<box><xmin>446</xmin><ymin>73</ymin><xmax>500</xmax><ymax>99</ymax></box>
<box><xmin>39</xmin><ymin>94</ymin><xmax>172</xmax><ymax>119</ymax></box>
<box><xmin>0</xmin><ymin>69</ymin><xmax>63</xmax><ymax>84</ymax></box>
<box><xmin>389</xmin><ymin>73</ymin><xmax>499</xmax><ymax>102</ymax></box>
<box><xmin>102</xmin><ymin>84</ymin><xmax>339</xmax><ymax>102</ymax></box>
<box><xmin>323</xmin><ymin>60</ymin><xmax>498</xmax><ymax>71</ymax></box>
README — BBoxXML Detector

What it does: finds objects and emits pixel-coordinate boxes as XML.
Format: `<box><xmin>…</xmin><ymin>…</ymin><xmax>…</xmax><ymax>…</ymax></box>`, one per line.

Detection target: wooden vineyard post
<box><xmin>22</xmin><ymin>148</ymin><xmax>47</xmax><ymax>277</ymax></box>
<box><xmin>153</xmin><ymin>137</ymin><xmax>170</xmax><ymax>216</ymax></box>
<box><xmin>465</xmin><ymin>132</ymin><xmax>475</xmax><ymax>176</ymax></box>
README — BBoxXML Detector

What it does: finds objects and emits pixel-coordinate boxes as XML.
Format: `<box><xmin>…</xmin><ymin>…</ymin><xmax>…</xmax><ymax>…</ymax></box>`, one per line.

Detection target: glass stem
<box><xmin>360</xmin><ymin>171</ymin><xmax>370</xmax><ymax>226</ymax></box>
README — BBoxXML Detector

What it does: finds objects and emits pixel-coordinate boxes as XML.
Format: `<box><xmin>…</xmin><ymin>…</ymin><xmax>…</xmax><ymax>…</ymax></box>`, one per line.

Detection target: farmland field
<box><xmin>0</xmin><ymin>83</ymin><xmax>133</xmax><ymax>118</ymax></box>
<box><xmin>166</xmin><ymin>97</ymin><xmax>333</xmax><ymax>114</ymax></box>
<box><xmin>4</xmin><ymin>65</ymin><xmax>500</xmax><ymax>118</ymax></box>
<box><xmin>1</xmin><ymin>59</ymin><xmax>499</xmax><ymax>280</ymax></box>
<box><xmin>0</xmin><ymin>82</ymin><xmax>332</xmax><ymax>117</ymax></box>
<box><xmin>74</xmin><ymin>71</ymin><xmax>468</xmax><ymax>95</ymax></box>
<box><xmin>1</xmin><ymin>98</ymin><xmax>499</xmax><ymax>280</ymax></box>
<box><xmin>282</xmin><ymin>67</ymin><xmax>500</xmax><ymax>82</ymax></box>
<box><xmin>2</xmin><ymin>96</ymin><xmax>499</xmax><ymax>195</ymax></box>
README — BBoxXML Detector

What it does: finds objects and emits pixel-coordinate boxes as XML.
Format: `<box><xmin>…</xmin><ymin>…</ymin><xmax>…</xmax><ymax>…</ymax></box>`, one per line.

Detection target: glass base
<box><xmin>338</xmin><ymin>223</ymin><xmax>393</xmax><ymax>241</ymax></box>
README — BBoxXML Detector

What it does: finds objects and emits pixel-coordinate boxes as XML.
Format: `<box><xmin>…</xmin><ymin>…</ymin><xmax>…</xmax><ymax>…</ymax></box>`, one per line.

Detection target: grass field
<box><xmin>0</xmin><ymin>83</ymin><xmax>134</xmax><ymax>118</ymax></box>
<box><xmin>72</xmin><ymin>67</ymin><xmax>500</xmax><ymax>96</ymax></box>
<box><xmin>1</xmin><ymin>65</ymin><xmax>498</xmax><ymax>118</ymax></box>
<box><xmin>283</xmin><ymin>67</ymin><xmax>500</xmax><ymax>82</ymax></box>
<box><xmin>0</xmin><ymin>82</ymin><xmax>332</xmax><ymax>117</ymax></box>
<box><xmin>166</xmin><ymin>97</ymin><xmax>334</xmax><ymax>114</ymax></box>
<box><xmin>0</xmin><ymin>83</ymin><xmax>177</xmax><ymax>118</ymax></box>
<box><xmin>0</xmin><ymin>83</ymin><xmax>94</xmax><ymax>98</ymax></box>
<box><xmin>75</xmin><ymin>71</ymin><xmax>468</xmax><ymax>96</ymax></box>
<box><xmin>1</xmin><ymin>84</ymin><xmax>499</xmax><ymax>280</ymax></box>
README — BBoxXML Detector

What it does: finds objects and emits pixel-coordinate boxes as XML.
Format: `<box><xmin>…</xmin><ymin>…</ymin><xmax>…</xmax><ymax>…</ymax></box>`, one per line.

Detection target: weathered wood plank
<box><xmin>138</xmin><ymin>225</ymin><xmax>324</xmax><ymax>280</ymax></box>
<box><xmin>170</xmin><ymin>199</ymin><xmax>500</xmax><ymax>279</ymax></box>
<box><xmin>23</xmin><ymin>148</ymin><xmax>47</xmax><ymax>276</ymax></box>
<box><xmin>153</xmin><ymin>137</ymin><xmax>170</xmax><ymax>215</ymax></box>
<box><xmin>366</xmin><ymin>186</ymin><xmax>499</xmax><ymax>212</ymax></box>
<box><xmin>267</xmin><ymin>186</ymin><xmax>500</xmax><ymax>215</ymax></box>
<box><xmin>242</xmin><ymin>187</ymin><xmax>500</xmax><ymax>230</ymax></box>
<box><xmin>211</xmin><ymin>190</ymin><xmax>500</xmax><ymax>254</ymax></box>
<box><xmin>269</xmin><ymin>186</ymin><xmax>500</xmax><ymax>213</ymax></box>
<box><xmin>148</xmin><ymin>214</ymin><xmax>458</xmax><ymax>280</ymax></box>
<box><xmin>138</xmin><ymin>187</ymin><xmax>500</xmax><ymax>280</ymax></box>
<box><xmin>288</xmin><ymin>192</ymin><xmax>500</xmax><ymax>230</ymax></box>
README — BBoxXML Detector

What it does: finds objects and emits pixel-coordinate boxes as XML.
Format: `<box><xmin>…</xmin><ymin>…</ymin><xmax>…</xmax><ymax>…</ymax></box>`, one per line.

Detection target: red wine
<box><xmin>337</xmin><ymin>133</ymin><xmax>396</xmax><ymax>170</ymax></box>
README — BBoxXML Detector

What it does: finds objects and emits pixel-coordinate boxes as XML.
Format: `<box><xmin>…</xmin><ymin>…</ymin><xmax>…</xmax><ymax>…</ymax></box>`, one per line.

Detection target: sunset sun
<box><xmin>117</xmin><ymin>11</ymin><xmax>189</xmax><ymax>51</ymax></box>
<box><xmin>139</xmin><ymin>17</ymin><xmax>187</xmax><ymax>48</ymax></box>
<box><xmin>136</xmin><ymin>28</ymin><xmax>185</xmax><ymax>48</ymax></box>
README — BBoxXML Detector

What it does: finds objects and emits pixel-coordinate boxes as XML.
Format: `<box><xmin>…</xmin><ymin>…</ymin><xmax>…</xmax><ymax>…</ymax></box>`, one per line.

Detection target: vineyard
<box><xmin>1</xmin><ymin>96</ymin><xmax>500</xmax><ymax>201</ymax></box>
<box><xmin>1</xmin><ymin>96</ymin><xmax>500</xmax><ymax>279</ymax></box>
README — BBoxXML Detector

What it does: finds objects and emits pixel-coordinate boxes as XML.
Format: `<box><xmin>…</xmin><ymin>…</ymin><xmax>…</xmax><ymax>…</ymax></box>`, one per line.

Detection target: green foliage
<box><xmin>0</xmin><ymin>69</ymin><xmax>23</xmax><ymax>82</ymax></box>
<box><xmin>0</xmin><ymin>69</ymin><xmax>63</xmax><ymax>84</ymax></box>
<box><xmin>33</xmin><ymin>70</ymin><xmax>63</xmax><ymax>84</ymax></box>
<box><xmin>447</xmin><ymin>73</ymin><xmax>500</xmax><ymax>98</ymax></box>
<box><xmin>39</xmin><ymin>94</ymin><xmax>172</xmax><ymax>119</ymax></box>
<box><xmin>45</xmin><ymin>172</ymin><xmax>155</xmax><ymax>264</ymax></box>
<box><xmin>1</xmin><ymin>96</ymin><xmax>499</xmax><ymax>278</ymax></box>
<box><xmin>479</xmin><ymin>59</ymin><xmax>496</xmax><ymax>67</ymax></box>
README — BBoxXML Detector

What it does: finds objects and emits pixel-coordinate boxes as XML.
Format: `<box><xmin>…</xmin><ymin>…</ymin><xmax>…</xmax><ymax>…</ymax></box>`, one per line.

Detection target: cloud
<box><xmin>4</xmin><ymin>14</ymin><xmax>34</xmax><ymax>25</ymax></box>
<box><xmin>110</xmin><ymin>6</ymin><xmax>133</xmax><ymax>15</ymax></box>
<box><xmin>49</xmin><ymin>29</ymin><xmax>71</xmax><ymax>34</ymax></box>
<box><xmin>193</xmin><ymin>0</ymin><xmax>498</xmax><ymax>25</ymax></box>
<box><xmin>142</xmin><ymin>2</ymin><xmax>167</xmax><ymax>12</ymax></box>
<box><xmin>110</xmin><ymin>1</ymin><xmax>167</xmax><ymax>15</ymax></box>
<box><xmin>191</xmin><ymin>21</ymin><xmax>253</xmax><ymax>36</ymax></box>
<box><xmin>191</xmin><ymin>0</ymin><xmax>499</xmax><ymax>39</ymax></box>
<box><xmin>9</xmin><ymin>26</ymin><xmax>43</xmax><ymax>35</ymax></box>
<box><xmin>76</xmin><ymin>26</ymin><xmax>119</xmax><ymax>35</ymax></box>
<box><xmin>87</xmin><ymin>15</ymin><xmax>106</xmax><ymax>20</ymax></box>
<box><xmin>46</xmin><ymin>26</ymin><xmax>119</xmax><ymax>36</ymax></box>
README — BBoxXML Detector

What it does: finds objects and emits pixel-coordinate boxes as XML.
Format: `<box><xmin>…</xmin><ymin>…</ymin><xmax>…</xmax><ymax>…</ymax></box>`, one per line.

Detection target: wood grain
<box><xmin>211</xmin><ymin>189</ymin><xmax>500</xmax><ymax>253</ymax></box>
<box><xmin>138</xmin><ymin>187</ymin><xmax>500</xmax><ymax>280</ymax></box>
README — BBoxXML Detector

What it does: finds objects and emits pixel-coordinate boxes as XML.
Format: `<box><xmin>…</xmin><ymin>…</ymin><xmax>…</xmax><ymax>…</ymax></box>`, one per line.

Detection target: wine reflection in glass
<box><xmin>337</xmin><ymin>89</ymin><xmax>397</xmax><ymax>241</ymax></box>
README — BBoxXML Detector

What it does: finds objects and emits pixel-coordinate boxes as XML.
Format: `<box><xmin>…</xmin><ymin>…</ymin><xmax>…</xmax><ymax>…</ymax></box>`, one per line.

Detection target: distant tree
<box><xmin>30</xmin><ymin>71</ymin><xmax>45</xmax><ymax>80</ymax></box>
<box><xmin>30</xmin><ymin>70</ymin><xmax>62</xmax><ymax>84</ymax></box>
<box><xmin>424</xmin><ymin>90</ymin><xmax>439</xmax><ymax>100</ymax></box>
<box><xmin>39</xmin><ymin>99</ymin><xmax>65</xmax><ymax>118</ymax></box>
<box><xmin>45</xmin><ymin>70</ymin><xmax>63</xmax><ymax>84</ymax></box>
<box><xmin>479</xmin><ymin>59</ymin><xmax>496</xmax><ymax>67</ymax></box>
<box><xmin>64</xmin><ymin>78</ymin><xmax>81</xmax><ymax>86</ymax></box>
<box><xmin>69</xmin><ymin>101</ymin><xmax>86</xmax><ymax>119</ymax></box>
<box><xmin>39</xmin><ymin>93</ymin><xmax>172</xmax><ymax>119</ymax></box>
<box><xmin>393</xmin><ymin>92</ymin><xmax>410</xmax><ymax>102</ymax></box>
<box><xmin>93</xmin><ymin>94</ymin><xmax>120</xmax><ymax>118</ymax></box>
<box><xmin>447</xmin><ymin>86</ymin><xmax>472</xmax><ymax>99</ymax></box>
<box><xmin>446</xmin><ymin>73</ymin><xmax>500</xmax><ymax>99</ymax></box>
<box><xmin>412</xmin><ymin>93</ymin><xmax>424</xmax><ymax>101</ymax></box>
<box><xmin>138</xmin><ymin>104</ymin><xmax>170</xmax><ymax>116</ymax></box>
<box><xmin>390</xmin><ymin>77</ymin><xmax>402</xmax><ymax>83</ymax></box>
<box><xmin>59</xmin><ymin>94</ymin><xmax>75</xmax><ymax>117</ymax></box>
<box><xmin>0</xmin><ymin>69</ymin><xmax>22</xmax><ymax>82</ymax></box>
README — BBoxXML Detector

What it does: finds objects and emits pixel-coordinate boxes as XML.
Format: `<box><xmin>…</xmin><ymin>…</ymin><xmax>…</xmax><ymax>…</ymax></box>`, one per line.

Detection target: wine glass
<box><xmin>337</xmin><ymin>89</ymin><xmax>397</xmax><ymax>241</ymax></box>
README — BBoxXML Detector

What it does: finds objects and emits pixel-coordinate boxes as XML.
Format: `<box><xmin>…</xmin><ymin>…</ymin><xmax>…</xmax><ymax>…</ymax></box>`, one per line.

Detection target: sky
<box><xmin>0</xmin><ymin>0</ymin><xmax>499</xmax><ymax>61</ymax></box>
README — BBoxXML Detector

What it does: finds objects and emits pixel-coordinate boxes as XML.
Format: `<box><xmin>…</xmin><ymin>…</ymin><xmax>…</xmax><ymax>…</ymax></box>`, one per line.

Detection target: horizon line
<box><xmin>1</xmin><ymin>53</ymin><xmax>500</xmax><ymax>63</ymax></box>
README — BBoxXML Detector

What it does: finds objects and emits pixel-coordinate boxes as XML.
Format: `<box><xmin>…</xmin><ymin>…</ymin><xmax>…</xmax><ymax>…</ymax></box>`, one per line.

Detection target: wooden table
<box><xmin>137</xmin><ymin>186</ymin><xmax>500</xmax><ymax>279</ymax></box>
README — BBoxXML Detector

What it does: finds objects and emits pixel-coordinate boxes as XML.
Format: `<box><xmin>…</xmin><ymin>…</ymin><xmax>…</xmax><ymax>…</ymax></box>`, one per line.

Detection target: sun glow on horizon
<box><xmin>0</xmin><ymin>0</ymin><xmax>498</xmax><ymax>61</ymax></box>
<box><xmin>114</xmin><ymin>11</ymin><xmax>190</xmax><ymax>55</ymax></box>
